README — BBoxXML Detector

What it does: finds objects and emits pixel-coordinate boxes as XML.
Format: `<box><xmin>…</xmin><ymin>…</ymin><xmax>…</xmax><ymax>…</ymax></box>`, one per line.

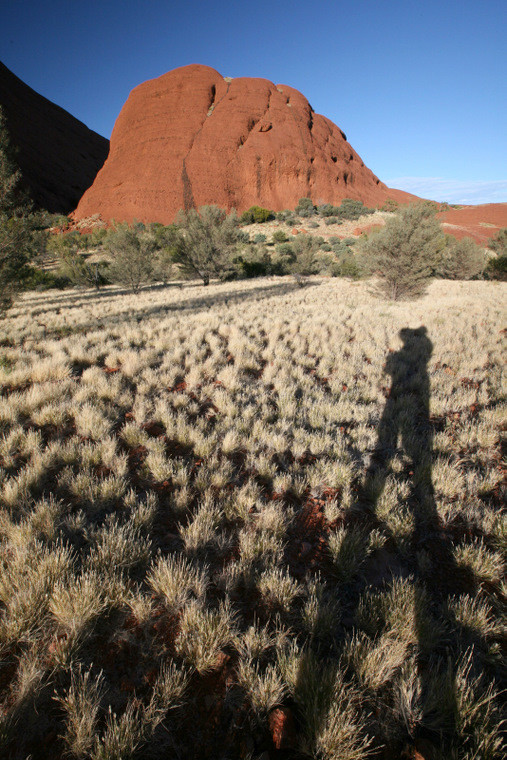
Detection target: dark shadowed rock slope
<box><xmin>0</xmin><ymin>61</ymin><xmax>109</xmax><ymax>213</ymax></box>
<box><xmin>75</xmin><ymin>64</ymin><xmax>417</xmax><ymax>224</ymax></box>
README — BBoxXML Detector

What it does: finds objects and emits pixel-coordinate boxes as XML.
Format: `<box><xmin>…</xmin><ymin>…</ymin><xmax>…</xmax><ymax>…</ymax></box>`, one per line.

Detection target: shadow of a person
<box><xmin>364</xmin><ymin>326</ymin><xmax>436</xmax><ymax>531</ymax></box>
<box><xmin>293</xmin><ymin>327</ymin><xmax>465</xmax><ymax>757</ymax></box>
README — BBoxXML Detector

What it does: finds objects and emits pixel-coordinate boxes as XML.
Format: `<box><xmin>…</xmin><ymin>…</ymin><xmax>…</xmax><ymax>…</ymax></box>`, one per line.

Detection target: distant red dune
<box><xmin>438</xmin><ymin>203</ymin><xmax>506</xmax><ymax>244</ymax></box>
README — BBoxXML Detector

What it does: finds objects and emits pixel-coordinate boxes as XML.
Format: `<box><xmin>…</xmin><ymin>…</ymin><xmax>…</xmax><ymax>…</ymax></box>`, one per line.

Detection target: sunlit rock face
<box><xmin>74</xmin><ymin>64</ymin><xmax>411</xmax><ymax>224</ymax></box>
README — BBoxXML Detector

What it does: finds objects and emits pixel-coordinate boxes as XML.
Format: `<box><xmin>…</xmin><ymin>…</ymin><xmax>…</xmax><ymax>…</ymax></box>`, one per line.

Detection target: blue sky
<box><xmin>1</xmin><ymin>0</ymin><xmax>506</xmax><ymax>203</ymax></box>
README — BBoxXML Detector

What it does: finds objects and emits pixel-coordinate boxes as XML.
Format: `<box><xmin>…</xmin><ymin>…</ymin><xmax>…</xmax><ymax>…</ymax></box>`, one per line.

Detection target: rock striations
<box><xmin>74</xmin><ymin>64</ymin><xmax>412</xmax><ymax>224</ymax></box>
<box><xmin>0</xmin><ymin>61</ymin><xmax>109</xmax><ymax>214</ymax></box>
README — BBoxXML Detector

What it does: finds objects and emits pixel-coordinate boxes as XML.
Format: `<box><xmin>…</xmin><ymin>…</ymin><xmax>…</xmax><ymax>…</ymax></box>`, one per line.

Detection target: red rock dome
<box><xmin>74</xmin><ymin>64</ymin><xmax>415</xmax><ymax>224</ymax></box>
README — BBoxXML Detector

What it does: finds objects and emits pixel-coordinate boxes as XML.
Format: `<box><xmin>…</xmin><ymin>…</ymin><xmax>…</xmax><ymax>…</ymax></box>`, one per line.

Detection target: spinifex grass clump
<box><xmin>0</xmin><ymin>276</ymin><xmax>505</xmax><ymax>758</ymax></box>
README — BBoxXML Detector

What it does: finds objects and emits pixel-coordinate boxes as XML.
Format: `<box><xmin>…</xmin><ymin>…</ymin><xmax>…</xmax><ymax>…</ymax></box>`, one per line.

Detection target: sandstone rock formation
<box><xmin>74</xmin><ymin>64</ymin><xmax>414</xmax><ymax>224</ymax></box>
<box><xmin>0</xmin><ymin>61</ymin><xmax>109</xmax><ymax>213</ymax></box>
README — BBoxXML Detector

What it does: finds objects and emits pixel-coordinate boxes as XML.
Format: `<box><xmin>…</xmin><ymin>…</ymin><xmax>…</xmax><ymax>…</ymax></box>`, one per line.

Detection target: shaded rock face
<box><xmin>75</xmin><ymin>64</ymin><xmax>407</xmax><ymax>224</ymax></box>
<box><xmin>0</xmin><ymin>61</ymin><xmax>109</xmax><ymax>214</ymax></box>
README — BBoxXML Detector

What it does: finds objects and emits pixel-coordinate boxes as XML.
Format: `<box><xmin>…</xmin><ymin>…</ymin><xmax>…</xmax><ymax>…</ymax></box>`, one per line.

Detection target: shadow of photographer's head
<box><xmin>399</xmin><ymin>326</ymin><xmax>433</xmax><ymax>361</ymax></box>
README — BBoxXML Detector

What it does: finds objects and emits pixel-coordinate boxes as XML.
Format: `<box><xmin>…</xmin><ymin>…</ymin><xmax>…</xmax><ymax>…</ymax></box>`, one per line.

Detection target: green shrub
<box><xmin>272</xmin><ymin>230</ymin><xmax>289</xmax><ymax>244</ymax></box>
<box><xmin>324</xmin><ymin>217</ymin><xmax>340</xmax><ymax>226</ymax></box>
<box><xmin>21</xmin><ymin>266</ymin><xmax>70</xmax><ymax>290</ymax></box>
<box><xmin>436</xmin><ymin>236</ymin><xmax>486</xmax><ymax>280</ymax></box>
<box><xmin>317</xmin><ymin>203</ymin><xmax>336</xmax><ymax>217</ymax></box>
<box><xmin>291</xmin><ymin>234</ymin><xmax>320</xmax><ymax>275</ymax></box>
<box><xmin>331</xmin><ymin>240</ymin><xmax>353</xmax><ymax>257</ymax></box>
<box><xmin>308</xmin><ymin>221</ymin><xmax>319</xmax><ymax>229</ymax></box>
<box><xmin>46</xmin><ymin>230</ymin><xmax>90</xmax><ymax>256</ymax></box>
<box><xmin>488</xmin><ymin>228</ymin><xmax>507</xmax><ymax>256</ymax></box>
<box><xmin>275</xmin><ymin>242</ymin><xmax>294</xmax><ymax>257</ymax></box>
<box><xmin>59</xmin><ymin>249</ymin><xmax>110</xmax><ymax>289</ymax></box>
<box><xmin>43</xmin><ymin>213</ymin><xmax>70</xmax><ymax>230</ymax></box>
<box><xmin>336</xmin><ymin>252</ymin><xmax>361</xmax><ymax>279</ymax></box>
<box><xmin>336</xmin><ymin>198</ymin><xmax>374</xmax><ymax>221</ymax></box>
<box><xmin>149</xmin><ymin>225</ymin><xmax>183</xmax><ymax>284</ymax></box>
<box><xmin>175</xmin><ymin>206</ymin><xmax>240</xmax><ymax>285</ymax></box>
<box><xmin>380</xmin><ymin>199</ymin><xmax>399</xmax><ymax>212</ymax></box>
<box><xmin>89</xmin><ymin>226</ymin><xmax>107</xmax><ymax>247</ymax></box>
<box><xmin>233</xmin><ymin>248</ymin><xmax>272</xmax><ymax>278</ymax></box>
<box><xmin>106</xmin><ymin>223</ymin><xmax>155</xmax><ymax>293</ymax></box>
<box><xmin>0</xmin><ymin>106</ymin><xmax>48</xmax><ymax>314</ymax></box>
<box><xmin>295</xmin><ymin>198</ymin><xmax>316</xmax><ymax>217</ymax></box>
<box><xmin>485</xmin><ymin>254</ymin><xmax>507</xmax><ymax>281</ymax></box>
<box><xmin>359</xmin><ymin>203</ymin><xmax>444</xmax><ymax>300</ymax></box>
<box><xmin>271</xmin><ymin>243</ymin><xmax>295</xmax><ymax>275</ymax></box>
<box><xmin>254</xmin><ymin>233</ymin><xmax>267</xmax><ymax>243</ymax></box>
<box><xmin>240</xmin><ymin>206</ymin><xmax>275</xmax><ymax>224</ymax></box>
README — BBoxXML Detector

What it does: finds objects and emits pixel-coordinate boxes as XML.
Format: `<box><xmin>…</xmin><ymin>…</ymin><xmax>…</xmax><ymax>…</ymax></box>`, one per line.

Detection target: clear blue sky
<box><xmin>1</xmin><ymin>0</ymin><xmax>506</xmax><ymax>203</ymax></box>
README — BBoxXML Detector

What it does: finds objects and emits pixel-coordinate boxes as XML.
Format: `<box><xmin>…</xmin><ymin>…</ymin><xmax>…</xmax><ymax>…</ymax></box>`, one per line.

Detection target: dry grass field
<box><xmin>0</xmin><ymin>276</ymin><xmax>505</xmax><ymax>759</ymax></box>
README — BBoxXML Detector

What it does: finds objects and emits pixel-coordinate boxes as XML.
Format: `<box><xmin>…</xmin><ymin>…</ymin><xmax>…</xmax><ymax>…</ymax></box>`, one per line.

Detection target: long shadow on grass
<box><xmin>19</xmin><ymin>280</ymin><xmax>184</xmax><ymax>312</ymax></box>
<box><xmin>24</xmin><ymin>280</ymin><xmax>319</xmax><ymax>338</ymax></box>
<box><xmin>293</xmin><ymin>327</ymin><xmax>467</xmax><ymax>757</ymax></box>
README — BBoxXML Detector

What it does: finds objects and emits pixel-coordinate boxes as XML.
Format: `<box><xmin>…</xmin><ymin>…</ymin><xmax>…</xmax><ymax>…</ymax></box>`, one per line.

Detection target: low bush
<box><xmin>44</xmin><ymin>213</ymin><xmax>70</xmax><ymax>231</ymax></box>
<box><xmin>272</xmin><ymin>229</ymin><xmax>289</xmax><ymax>244</ymax></box>
<box><xmin>59</xmin><ymin>250</ymin><xmax>110</xmax><ymax>290</ymax></box>
<box><xmin>271</xmin><ymin>243</ymin><xmax>295</xmax><ymax>275</ymax></box>
<box><xmin>335</xmin><ymin>252</ymin><xmax>362</xmax><ymax>279</ymax></box>
<box><xmin>295</xmin><ymin>198</ymin><xmax>316</xmax><ymax>217</ymax></box>
<box><xmin>240</xmin><ymin>206</ymin><xmax>275</xmax><ymax>224</ymax></box>
<box><xmin>21</xmin><ymin>266</ymin><xmax>70</xmax><ymax>291</ymax></box>
<box><xmin>232</xmin><ymin>246</ymin><xmax>272</xmax><ymax>279</ymax></box>
<box><xmin>47</xmin><ymin>230</ymin><xmax>89</xmax><ymax>256</ymax></box>
<box><xmin>485</xmin><ymin>254</ymin><xmax>507</xmax><ymax>281</ymax></box>
<box><xmin>317</xmin><ymin>203</ymin><xmax>335</xmax><ymax>217</ymax></box>
<box><xmin>380</xmin><ymin>199</ymin><xmax>399</xmax><ymax>212</ymax></box>
<box><xmin>488</xmin><ymin>227</ymin><xmax>507</xmax><ymax>256</ymax></box>
<box><xmin>436</xmin><ymin>236</ymin><xmax>486</xmax><ymax>280</ymax></box>
<box><xmin>336</xmin><ymin>198</ymin><xmax>375</xmax><ymax>221</ymax></box>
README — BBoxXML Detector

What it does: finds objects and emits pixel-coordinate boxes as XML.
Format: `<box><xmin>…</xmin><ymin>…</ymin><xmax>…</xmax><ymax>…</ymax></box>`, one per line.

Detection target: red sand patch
<box><xmin>437</xmin><ymin>203</ymin><xmax>507</xmax><ymax>244</ymax></box>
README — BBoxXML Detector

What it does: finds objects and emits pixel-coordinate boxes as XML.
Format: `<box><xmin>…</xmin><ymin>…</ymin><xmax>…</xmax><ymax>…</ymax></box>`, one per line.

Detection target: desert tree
<box><xmin>0</xmin><ymin>106</ymin><xmax>46</xmax><ymax>314</ymax></box>
<box><xmin>151</xmin><ymin>224</ymin><xmax>181</xmax><ymax>284</ymax></box>
<box><xmin>291</xmin><ymin>233</ymin><xmax>320</xmax><ymax>276</ymax></box>
<box><xmin>106</xmin><ymin>222</ymin><xmax>155</xmax><ymax>293</ymax></box>
<box><xmin>175</xmin><ymin>205</ymin><xmax>240</xmax><ymax>285</ymax></box>
<box><xmin>359</xmin><ymin>202</ymin><xmax>444</xmax><ymax>300</ymax></box>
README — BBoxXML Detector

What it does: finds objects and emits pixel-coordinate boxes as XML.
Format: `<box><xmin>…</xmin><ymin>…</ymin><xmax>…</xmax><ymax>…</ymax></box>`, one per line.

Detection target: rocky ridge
<box><xmin>0</xmin><ymin>61</ymin><xmax>109</xmax><ymax>213</ymax></box>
